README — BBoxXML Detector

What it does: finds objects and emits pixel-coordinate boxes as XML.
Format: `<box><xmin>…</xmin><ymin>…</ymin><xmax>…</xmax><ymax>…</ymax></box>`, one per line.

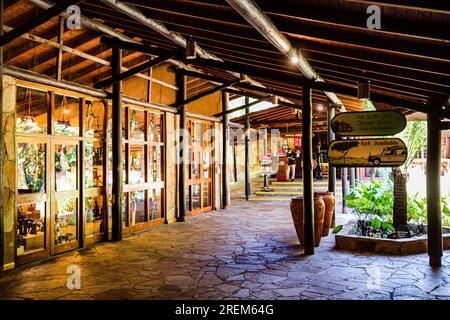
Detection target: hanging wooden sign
<box><xmin>328</xmin><ymin>138</ymin><xmax>407</xmax><ymax>167</ymax></box>
<box><xmin>331</xmin><ymin>111</ymin><xmax>406</xmax><ymax>136</ymax></box>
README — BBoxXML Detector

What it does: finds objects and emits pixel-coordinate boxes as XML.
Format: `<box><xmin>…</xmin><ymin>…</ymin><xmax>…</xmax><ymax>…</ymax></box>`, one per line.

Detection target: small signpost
<box><xmin>260</xmin><ymin>155</ymin><xmax>273</xmax><ymax>192</ymax></box>
<box><xmin>328</xmin><ymin>110</ymin><xmax>408</xmax><ymax>168</ymax></box>
<box><xmin>328</xmin><ymin>138</ymin><xmax>407</xmax><ymax>167</ymax></box>
<box><xmin>331</xmin><ymin>110</ymin><xmax>406</xmax><ymax>137</ymax></box>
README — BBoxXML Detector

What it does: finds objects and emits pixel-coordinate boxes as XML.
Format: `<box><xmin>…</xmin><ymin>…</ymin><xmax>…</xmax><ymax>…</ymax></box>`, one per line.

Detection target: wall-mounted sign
<box><xmin>331</xmin><ymin>111</ymin><xmax>406</xmax><ymax>136</ymax></box>
<box><xmin>277</xmin><ymin>150</ymin><xmax>286</xmax><ymax>156</ymax></box>
<box><xmin>327</xmin><ymin>138</ymin><xmax>407</xmax><ymax>167</ymax></box>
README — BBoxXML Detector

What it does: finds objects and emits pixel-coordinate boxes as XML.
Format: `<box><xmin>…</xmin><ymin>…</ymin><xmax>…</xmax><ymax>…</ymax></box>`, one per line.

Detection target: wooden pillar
<box><xmin>342</xmin><ymin>167</ymin><xmax>348</xmax><ymax>213</ymax></box>
<box><xmin>427</xmin><ymin>112</ymin><xmax>442</xmax><ymax>267</ymax></box>
<box><xmin>177</xmin><ymin>73</ymin><xmax>187</xmax><ymax>221</ymax></box>
<box><xmin>327</xmin><ymin>105</ymin><xmax>336</xmax><ymax>227</ymax></box>
<box><xmin>244</xmin><ymin>97</ymin><xmax>251</xmax><ymax>200</ymax></box>
<box><xmin>55</xmin><ymin>16</ymin><xmax>64</xmax><ymax>81</ymax></box>
<box><xmin>349</xmin><ymin>168</ymin><xmax>355</xmax><ymax>188</ymax></box>
<box><xmin>221</xmin><ymin>91</ymin><xmax>229</xmax><ymax>208</ymax></box>
<box><xmin>302</xmin><ymin>85</ymin><xmax>314</xmax><ymax>255</ymax></box>
<box><xmin>111</xmin><ymin>47</ymin><xmax>123</xmax><ymax>241</ymax></box>
<box><xmin>233</xmin><ymin>136</ymin><xmax>238</xmax><ymax>182</ymax></box>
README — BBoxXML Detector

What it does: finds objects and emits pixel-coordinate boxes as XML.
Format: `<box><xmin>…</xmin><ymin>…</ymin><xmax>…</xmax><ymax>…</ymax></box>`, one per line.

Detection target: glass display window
<box><xmin>17</xmin><ymin>202</ymin><xmax>46</xmax><ymax>256</ymax></box>
<box><xmin>129</xmin><ymin>145</ymin><xmax>145</xmax><ymax>184</ymax></box>
<box><xmin>129</xmin><ymin>109</ymin><xmax>145</xmax><ymax>141</ymax></box>
<box><xmin>192</xmin><ymin>184</ymin><xmax>201</xmax><ymax>211</ymax></box>
<box><xmin>148</xmin><ymin>145</ymin><xmax>162</xmax><ymax>182</ymax></box>
<box><xmin>85</xmin><ymin>141</ymin><xmax>103</xmax><ymax>188</ymax></box>
<box><xmin>55</xmin><ymin>144</ymin><xmax>78</xmax><ymax>192</ymax></box>
<box><xmin>203</xmin><ymin>123</ymin><xmax>214</xmax><ymax>148</ymax></box>
<box><xmin>54</xmin><ymin>198</ymin><xmax>77</xmax><ymax>246</ymax></box>
<box><xmin>84</xmin><ymin>196</ymin><xmax>104</xmax><ymax>238</ymax></box>
<box><xmin>193</xmin><ymin>122</ymin><xmax>203</xmax><ymax>147</ymax></box>
<box><xmin>148</xmin><ymin>112</ymin><xmax>162</xmax><ymax>142</ymax></box>
<box><xmin>203</xmin><ymin>151</ymin><xmax>210</xmax><ymax>179</ymax></box>
<box><xmin>149</xmin><ymin>189</ymin><xmax>162</xmax><ymax>220</ymax></box>
<box><xmin>192</xmin><ymin>151</ymin><xmax>201</xmax><ymax>180</ymax></box>
<box><xmin>130</xmin><ymin>190</ymin><xmax>146</xmax><ymax>225</ymax></box>
<box><xmin>18</xmin><ymin>142</ymin><xmax>46</xmax><ymax>194</ymax></box>
<box><xmin>202</xmin><ymin>183</ymin><xmax>211</xmax><ymax>208</ymax></box>
<box><xmin>16</xmin><ymin>86</ymin><xmax>48</xmax><ymax>134</ymax></box>
<box><xmin>84</xmin><ymin>100</ymin><xmax>104</xmax><ymax>138</ymax></box>
<box><xmin>54</xmin><ymin>95</ymin><xmax>80</xmax><ymax>137</ymax></box>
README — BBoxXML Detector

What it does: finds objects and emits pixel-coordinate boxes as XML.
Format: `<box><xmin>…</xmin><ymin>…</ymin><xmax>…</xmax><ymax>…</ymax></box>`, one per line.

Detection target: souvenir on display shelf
<box><xmin>85</xmin><ymin>142</ymin><xmax>103</xmax><ymax>188</ymax></box>
<box><xmin>148</xmin><ymin>113</ymin><xmax>162</xmax><ymax>142</ymax></box>
<box><xmin>54</xmin><ymin>198</ymin><xmax>77</xmax><ymax>245</ymax></box>
<box><xmin>55</xmin><ymin>144</ymin><xmax>78</xmax><ymax>191</ymax></box>
<box><xmin>130</xmin><ymin>109</ymin><xmax>145</xmax><ymax>140</ymax></box>
<box><xmin>129</xmin><ymin>146</ymin><xmax>145</xmax><ymax>184</ymax></box>
<box><xmin>17</xmin><ymin>202</ymin><xmax>46</xmax><ymax>255</ymax></box>
<box><xmin>130</xmin><ymin>191</ymin><xmax>145</xmax><ymax>225</ymax></box>
<box><xmin>17</xmin><ymin>143</ymin><xmax>46</xmax><ymax>194</ymax></box>
<box><xmin>149</xmin><ymin>189</ymin><xmax>161</xmax><ymax>220</ymax></box>
<box><xmin>84</xmin><ymin>196</ymin><xmax>104</xmax><ymax>237</ymax></box>
<box><xmin>84</xmin><ymin>101</ymin><xmax>103</xmax><ymax>138</ymax></box>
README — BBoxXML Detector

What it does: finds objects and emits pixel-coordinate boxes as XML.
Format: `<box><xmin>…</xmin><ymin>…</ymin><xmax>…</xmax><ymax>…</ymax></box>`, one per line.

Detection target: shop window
<box><xmin>192</xmin><ymin>184</ymin><xmax>201</xmax><ymax>211</ymax></box>
<box><xmin>85</xmin><ymin>141</ymin><xmax>103</xmax><ymax>188</ymax></box>
<box><xmin>203</xmin><ymin>123</ymin><xmax>213</xmax><ymax>148</ymax></box>
<box><xmin>16</xmin><ymin>87</ymin><xmax>48</xmax><ymax>134</ymax></box>
<box><xmin>54</xmin><ymin>198</ymin><xmax>77</xmax><ymax>245</ymax></box>
<box><xmin>17</xmin><ymin>142</ymin><xmax>46</xmax><ymax>194</ymax></box>
<box><xmin>202</xmin><ymin>183</ymin><xmax>211</xmax><ymax>208</ymax></box>
<box><xmin>17</xmin><ymin>202</ymin><xmax>46</xmax><ymax>256</ymax></box>
<box><xmin>149</xmin><ymin>189</ymin><xmax>162</xmax><ymax>220</ymax></box>
<box><xmin>129</xmin><ymin>145</ymin><xmax>145</xmax><ymax>184</ymax></box>
<box><xmin>54</xmin><ymin>95</ymin><xmax>80</xmax><ymax>136</ymax></box>
<box><xmin>130</xmin><ymin>190</ymin><xmax>146</xmax><ymax>225</ymax></box>
<box><xmin>149</xmin><ymin>145</ymin><xmax>162</xmax><ymax>182</ymax></box>
<box><xmin>193</xmin><ymin>122</ymin><xmax>203</xmax><ymax>147</ymax></box>
<box><xmin>203</xmin><ymin>151</ymin><xmax>210</xmax><ymax>179</ymax></box>
<box><xmin>122</xmin><ymin>193</ymin><xmax>128</xmax><ymax>226</ymax></box>
<box><xmin>84</xmin><ymin>100</ymin><xmax>104</xmax><ymax>138</ymax></box>
<box><xmin>148</xmin><ymin>112</ymin><xmax>162</xmax><ymax>142</ymax></box>
<box><xmin>84</xmin><ymin>196</ymin><xmax>104</xmax><ymax>237</ymax></box>
<box><xmin>129</xmin><ymin>109</ymin><xmax>145</xmax><ymax>141</ymax></box>
<box><xmin>192</xmin><ymin>151</ymin><xmax>201</xmax><ymax>179</ymax></box>
<box><xmin>55</xmin><ymin>144</ymin><xmax>78</xmax><ymax>192</ymax></box>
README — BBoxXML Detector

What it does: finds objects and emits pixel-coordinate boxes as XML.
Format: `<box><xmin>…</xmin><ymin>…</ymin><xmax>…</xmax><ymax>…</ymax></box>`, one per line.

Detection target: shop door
<box><xmin>186</xmin><ymin>120</ymin><xmax>214</xmax><ymax>215</ymax></box>
<box><xmin>50</xmin><ymin>140</ymin><xmax>80</xmax><ymax>255</ymax></box>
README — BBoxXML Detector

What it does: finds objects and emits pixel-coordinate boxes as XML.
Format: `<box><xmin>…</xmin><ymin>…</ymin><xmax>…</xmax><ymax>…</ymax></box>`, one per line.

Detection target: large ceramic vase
<box><xmin>314</xmin><ymin>191</ymin><xmax>335</xmax><ymax>237</ymax></box>
<box><xmin>290</xmin><ymin>196</ymin><xmax>325</xmax><ymax>247</ymax></box>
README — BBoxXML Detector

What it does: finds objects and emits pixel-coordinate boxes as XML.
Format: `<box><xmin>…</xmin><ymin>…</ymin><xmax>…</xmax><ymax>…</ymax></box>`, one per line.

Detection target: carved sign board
<box><xmin>331</xmin><ymin>111</ymin><xmax>406</xmax><ymax>136</ymax></box>
<box><xmin>327</xmin><ymin>138</ymin><xmax>407</xmax><ymax>167</ymax></box>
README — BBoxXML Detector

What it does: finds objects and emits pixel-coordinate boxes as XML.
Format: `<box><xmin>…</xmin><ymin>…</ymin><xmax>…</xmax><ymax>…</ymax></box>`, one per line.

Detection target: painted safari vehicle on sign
<box><xmin>368</xmin><ymin>146</ymin><xmax>407</xmax><ymax>166</ymax></box>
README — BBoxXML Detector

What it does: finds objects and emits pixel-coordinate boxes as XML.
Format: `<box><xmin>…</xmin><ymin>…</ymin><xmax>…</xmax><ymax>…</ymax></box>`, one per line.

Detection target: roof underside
<box><xmin>3</xmin><ymin>0</ymin><xmax>450</xmax><ymax>130</ymax></box>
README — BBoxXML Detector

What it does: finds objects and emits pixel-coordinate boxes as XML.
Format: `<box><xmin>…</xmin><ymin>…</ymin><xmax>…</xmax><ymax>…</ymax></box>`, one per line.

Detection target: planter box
<box><xmin>335</xmin><ymin>221</ymin><xmax>450</xmax><ymax>255</ymax></box>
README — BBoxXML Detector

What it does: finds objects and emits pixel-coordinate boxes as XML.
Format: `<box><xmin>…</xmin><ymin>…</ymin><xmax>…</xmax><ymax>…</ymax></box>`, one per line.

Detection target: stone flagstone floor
<box><xmin>0</xmin><ymin>198</ymin><xmax>449</xmax><ymax>300</ymax></box>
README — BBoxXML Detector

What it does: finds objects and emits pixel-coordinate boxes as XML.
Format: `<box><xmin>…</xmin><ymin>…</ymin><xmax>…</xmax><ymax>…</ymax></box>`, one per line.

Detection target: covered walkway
<box><xmin>0</xmin><ymin>195</ymin><xmax>449</xmax><ymax>300</ymax></box>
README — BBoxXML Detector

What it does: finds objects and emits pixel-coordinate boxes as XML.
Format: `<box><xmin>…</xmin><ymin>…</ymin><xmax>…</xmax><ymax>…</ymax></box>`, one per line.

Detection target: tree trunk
<box><xmin>393</xmin><ymin>167</ymin><xmax>408</xmax><ymax>228</ymax></box>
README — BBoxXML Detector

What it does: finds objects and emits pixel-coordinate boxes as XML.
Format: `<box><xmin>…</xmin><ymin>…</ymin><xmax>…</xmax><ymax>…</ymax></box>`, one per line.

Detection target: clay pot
<box><xmin>314</xmin><ymin>191</ymin><xmax>335</xmax><ymax>237</ymax></box>
<box><xmin>290</xmin><ymin>196</ymin><xmax>325</xmax><ymax>247</ymax></box>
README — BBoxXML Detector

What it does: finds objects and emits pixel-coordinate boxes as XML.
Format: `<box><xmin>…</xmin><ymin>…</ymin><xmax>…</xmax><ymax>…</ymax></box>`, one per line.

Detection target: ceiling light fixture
<box><xmin>186</xmin><ymin>36</ymin><xmax>196</xmax><ymax>60</ymax></box>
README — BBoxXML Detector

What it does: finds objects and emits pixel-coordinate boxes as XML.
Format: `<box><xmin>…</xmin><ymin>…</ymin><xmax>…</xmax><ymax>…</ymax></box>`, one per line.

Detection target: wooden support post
<box><xmin>244</xmin><ymin>97</ymin><xmax>251</xmax><ymax>200</ymax></box>
<box><xmin>222</xmin><ymin>91</ymin><xmax>229</xmax><ymax>208</ymax></box>
<box><xmin>177</xmin><ymin>73</ymin><xmax>187</xmax><ymax>222</ymax></box>
<box><xmin>111</xmin><ymin>47</ymin><xmax>123</xmax><ymax>241</ymax></box>
<box><xmin>233</xmin><ymin>136</ymin><xmax>238</xmax><ymax>182</ymax></box>
<box><xmin>427</xmin><ymin>112</ymin><xmax>442</xmax><ymax>267</ymax></box>
<box><xmin>327</xmin><ymin>105</ymin><xmax>336</xmax><ymax>227</ymax></box>
<box><xmin>56</xmin><ymin>16</ymin><xmax>64</xmax><ymax>81</ymax></box>
<box><xmin>302</xmin><ymin>85</ymin><xmax>314</xmax><ymax>255</ymax></box>
<box><xmin>349</xmin><ymin>168</ymin><xmax>355</xmax><ymax>188</ymax></box>
<box><xmin>0</xmin><ymin>0</ymin><xmax>4</xmax><ymax>271</ymax></box>
<box><xmin>342</xmin><ymin>167</ymin><xmax>348</xmax><ymax>213</ymax></box>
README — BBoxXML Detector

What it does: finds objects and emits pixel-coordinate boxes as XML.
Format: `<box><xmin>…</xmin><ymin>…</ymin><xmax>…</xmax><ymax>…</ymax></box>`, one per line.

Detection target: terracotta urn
<box><xmin>290</xmin><ymin>196</ymin><xmax>325</xmax><ymax>247</ymax></box>
<box><xmin>314</xmin><ymin>191</ymin><xmax>335</xmax><ymax>237</ymax></box>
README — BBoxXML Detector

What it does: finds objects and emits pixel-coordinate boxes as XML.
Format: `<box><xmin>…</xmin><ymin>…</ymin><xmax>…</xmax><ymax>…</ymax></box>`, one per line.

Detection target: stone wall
<box><xmin>2</xmin><ymin>75</ymin><xmax>16</xmax><ymax>271</ymax></box>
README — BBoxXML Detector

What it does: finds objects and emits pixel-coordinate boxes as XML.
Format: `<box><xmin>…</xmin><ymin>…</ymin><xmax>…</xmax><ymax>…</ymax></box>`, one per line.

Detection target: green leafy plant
<box><xmin>332</xmin><ymin>225</ymin><xmax>343</xmax><ymax>234</ymax></box>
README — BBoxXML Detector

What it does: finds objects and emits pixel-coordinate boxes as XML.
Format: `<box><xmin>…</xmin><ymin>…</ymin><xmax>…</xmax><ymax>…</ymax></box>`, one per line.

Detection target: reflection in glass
<box><xmin>84</xmin><ymin>100</ymin><xmax>104</xmax><ymax>138</ymax></box>
<box><xmin>130</xmin><ymin>145</ymin><xmax>145</xmax><ymax>184</ymax></box>
<box><xmin>16</xmin><ymin>87</ymin><xmax>48</xmax><ymax>134</ymax></box>
<box><xmin>85</xmin><ymin>196</ymin><xmax>104</xmax><ymax>237</ymax></box>
<box><xmin>203</xmin><ymin>183</ymin><xmax>211</xmax><ymax>208</ymax></box>
<box><xmin>55</xmin><ymin>198</ymin><xmax>77</xmax><ymax>245</ymax></box>
<box><xmin>148</xmin><ymin>113</ymin><xmax>162</xmax><ymax>142</ymax></box>
<box><xmin>192</xmin><ymin>184</ymin><xmax>201</xmax><ymax>210</ymax></box>
<box><xmin>17</xmin><ymin>202</ymin><xmax>46</xmax><ymax>256</ymax></box>
<box><xmin>193</xmin><ymin>122</ymin><xmax>202</xmax><ymax>147</ymax></box>
<box><xmin>122</xmin><ymin>193</ymin><xmax>127</xmax><ymax>226</ymax></box>
<box><xmin>203</xmin><ymin>123</ymin><xmax>213</xmax><ymax>148</ymax></box>
<box><xmin>54</xmin><ymin>95</ymin><xmax>80</xmax><ymax>136</ymax></box>
<box><xmin>192</xmin><ymin>152</ymin><xmax>201</xmax><ymax>179</ymax></box>
<box><xmin>203</xmin><ymin>151</ymin><xmax>210</xmax><ymax>179</ymax></box>
<box><xmin>130</xmin><ymin>191</ymin><xmax>145</xmax><ymax>225</ymax></box>
<box><xmin>149</xmin><ymin>146</ymin><xmax>162</xmax><ymax>182</ymax></box>
<box><xmin>55</xmin><ymin>144</ymin><xmax>78</xmax><ymax>191</ymax></box>
<box><xmin>85</xmin><ymin>141</ymin><xmax>103</xmax><ymax>188</ymax></box>
<box><xmin>130</xmin><ymin>109</ymin><xmax>145</xmax><ymax>140</ymax></box>
<box><xmin>18</xmin><ymin>143</ymin><xmax>46</xmax><ymax>194</ymax></box>
<box><xmin>149</xmin><ymin>189</ymin><xmax>162</xmax><ymax>220</ymax></box>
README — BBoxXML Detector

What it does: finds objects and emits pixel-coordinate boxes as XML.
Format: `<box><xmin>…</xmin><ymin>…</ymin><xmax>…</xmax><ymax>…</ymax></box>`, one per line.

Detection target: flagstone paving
<box><xmin>0</xmin><ymin>197</ymin><xmax>449</xmax><ymax>300</ymax></box>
